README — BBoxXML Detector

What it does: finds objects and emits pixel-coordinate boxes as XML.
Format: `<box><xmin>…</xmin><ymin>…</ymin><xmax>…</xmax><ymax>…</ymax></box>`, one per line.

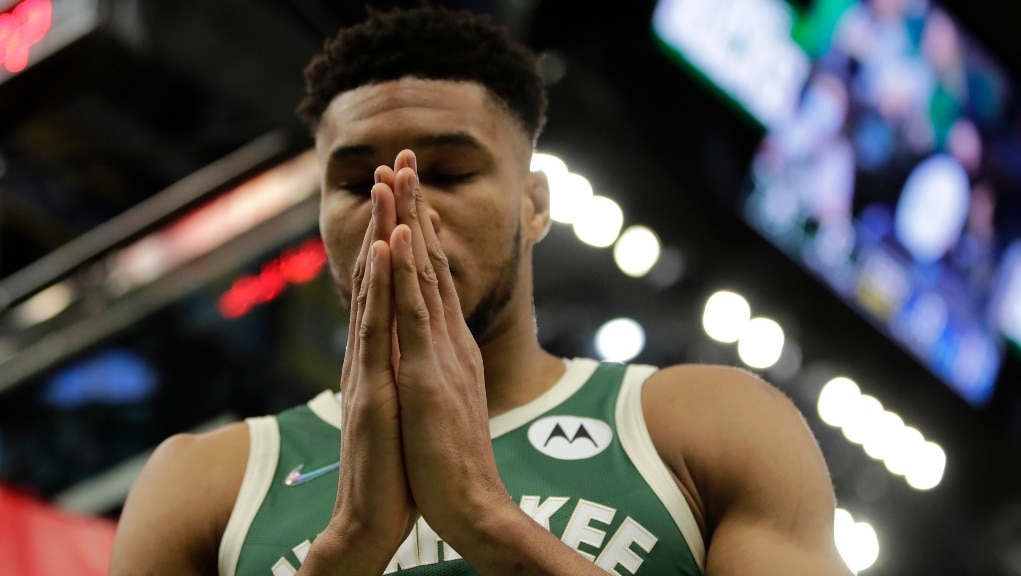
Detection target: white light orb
<box><xmin>862</xmin><ymin>410</ymin><xmax>905</xmax><ymax>461</ymax></box>
<box><xmin>847</xmin><ymin>522</ymin><xmax>880</xmax><ymax>572</ymax></box>
<box><xmin>883</xmin><ymin>426</ymin><xmax>925</xmax><ymax>476</ymax></box>
<box><xmin>834</xmin><ymin>508</ymin><xmax>880</xmax><ymax>573</ymax></box>
<box><xmin>905</xmin><ymin>441</ymin><xmax>946</xmax><ymax>490</ymax></box>
<box><xmin>702</xmin><ymin>291</ymin><xmax>751</xmax><ymax>343</ymax></box>
<box><xmin>594</xmin><ymin>318</ymin><xmax>646</xmax><ymax>362</ymax></box>
<box><xmin>817</xmin><ymin>377</ymin><xmax>862</xmax><ymax>428</ymax></box>
<box><xmin>842</xmin><ymin>395</ymin><xmax>884</xmax><ymax>446</ymax></box>
<box><xmin>530</xmin><ymin>152</ymin><xmax>568</xmax><ymax>176</ymax></box>
<box><xmin>573</xmin><ymin>195</ymin><xmax>624</xmax><ymax>248</ymax></box>
<box><xmin>549</xmin><ymin>172</ymin><xmax>593</xmax><ymax>224</ymax></box>
<box><xmin>737</xmin><ymin>317</ymin><xmax>785</xmax><ymax>369</ymax></box>
<box><xmin>614</xmin><ymin>226</ymin><xmax>662</xmax><ymax>277</ymax></box>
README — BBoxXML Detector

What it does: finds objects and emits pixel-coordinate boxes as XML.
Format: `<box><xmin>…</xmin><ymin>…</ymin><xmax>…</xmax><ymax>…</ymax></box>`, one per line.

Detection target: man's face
<box><xmin>315</xmin><ymin>78</ymin><xmax>533</xmax><ymax>338</ymax></box>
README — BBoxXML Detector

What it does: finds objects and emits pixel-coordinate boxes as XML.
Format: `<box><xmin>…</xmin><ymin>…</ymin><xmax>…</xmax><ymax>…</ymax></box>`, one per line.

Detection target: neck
<box><xmin>474</xmin><ymin>274</ymin><xmax>565</xmax><ymax>417</ymax></box>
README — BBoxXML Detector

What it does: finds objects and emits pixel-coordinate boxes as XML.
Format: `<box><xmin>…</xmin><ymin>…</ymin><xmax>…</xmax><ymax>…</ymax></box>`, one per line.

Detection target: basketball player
<box><xmin>110</xmin><ymin>6</ymin><xmax>853</xmax><ymax>575</ymax></box>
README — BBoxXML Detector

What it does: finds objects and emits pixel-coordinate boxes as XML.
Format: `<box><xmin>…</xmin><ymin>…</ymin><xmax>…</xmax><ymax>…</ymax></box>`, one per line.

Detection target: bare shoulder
<box><xmin>109</xmin><ymin>421</ymin><xmax>251</xmax><ymax>575</ymax></box>
<box><xmin>642</xmin><ymin>363</ymin><xmax>812</xmax><ymax>451</ymax></box>
<box><xmin>643</xmin><ymin>363</ymin><xmax>796</xmax><ymax>412</ymax></box>
<box><xmin>640</xmin><ymin>364</ymin><xmax>834</xmax><ymax>535</ymax></box>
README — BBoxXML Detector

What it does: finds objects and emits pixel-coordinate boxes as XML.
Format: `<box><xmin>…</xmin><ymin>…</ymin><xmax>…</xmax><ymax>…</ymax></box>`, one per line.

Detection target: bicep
<box><xmin>699</xmin><ymin>371</ymin><xmax>850</xmax><ymax>575</ymax></box>
<box><xmin>645</xmin><ymin>366</ymin><xmax>851</xmax><ymax>576</ymax></box>
<box><xmin>705</xmin><ymin>513</ymin><xmax>850</xmax><ymax>576</ymax></box>
<box><xmin>109</xmin><ymin>424</ymin><xmax>248</xmax><ymax>575</ymax></box>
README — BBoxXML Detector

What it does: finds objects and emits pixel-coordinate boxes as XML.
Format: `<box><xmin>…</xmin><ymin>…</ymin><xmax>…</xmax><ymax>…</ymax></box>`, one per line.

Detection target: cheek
<box><xmin>456</xmin><ymin>205</ymin><xmax>518</xmax><ymax>263</ymax></box>
<box><xmin>320</xmin><ymin>197</ymin><xmax>370</xmax><ymax>288</ymax></box>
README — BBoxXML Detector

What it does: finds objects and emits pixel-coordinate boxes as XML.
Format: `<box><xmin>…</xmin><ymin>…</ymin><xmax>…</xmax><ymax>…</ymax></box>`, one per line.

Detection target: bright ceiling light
<box><xmin>549</xmin><ymin>172</ymin><xmax>593</xmax><ymax>224</ymax></box>
<box><xmin>862</xmin><ymin>410</ymin><xmax>905</xmax><ymax>461</ymax></box>
<box><xmin>573</xmin><ymin>195</ymin><xmax>624</xmax><ymax>247</ymax></box>
<box><xmin>905</xmin><ymin>441</ymin><xmax>946</xmax><ymax>490</ymax></box>
<box><xmin>841</xmin><ymin>394</ymin><xmax>884</xmax><ymax>445</ymax></box>
<box><xmin>883</xmin><ymin>426</ymin><xmax>925</xmax><ymax>477</ymax></box>
<box><xmin>817</xmin><ymin>377</ymin><xmax>861</xmax><ymax>427</ymax></box>
<box><xmin>702</xmin><ymin>290</ymin><xmax>751</xmax><ymax>343</ymax></box>
<box><xmin>530</xmin><ymin>152</ymin><xmax>568</xmax><ymax>176</ymax></box>
<box><xmin>613</xmin><ymin>225</ymin><xmax>661</xmax><ymax>277</ymax></box>
<box><xmin>835</xmin><ymin>508</ymin><xmax>880</xmax><ymax>573</ymax></box>
<box><xmin>737</xmin><ymin>317</ymin><xmax>785</xmax><ymax>369</ymax></box>
<box><xmin>594</xmin><ymin>317</ymin><xmax>646</xmax><ymax>362</ymax></box>
<box><xmin>12</xmin><ymin>282</ymin><xmax>75</xmax><ymax>327</ymax></box>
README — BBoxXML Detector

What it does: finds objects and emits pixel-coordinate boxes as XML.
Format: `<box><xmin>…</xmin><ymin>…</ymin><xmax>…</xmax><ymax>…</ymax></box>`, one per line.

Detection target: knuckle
<box><xmin>409</xmin><ymin>302</ymin><xmax>431</xmax><ymax>323</ymax></box>
<box><xmin>357</xmin><ymin>320</ymin><xmax>377</xmax><ymax>342</ymax></box>
<box><xmin>419</xmin><ymin>261</ymin><xmax>439</xmax><ymax>288</ymax></box>
<box><xmin>354</xmin><ymin>286</ymin><xmax>369</xmax><ymax>309</ymax></box>
<box><xmin>351</xmin><ymin>259</ymin><xmax>366</xmax><ymax>286</ymax></box>
<box><xmin>400</xmin><ymin>253</ymin><xmax>418</xmax><ymax>274</ymax></box>
<box><xmin>427</xmin><ymin>240</ymin><xmax>449</xmax><ymax>271</ymax></box>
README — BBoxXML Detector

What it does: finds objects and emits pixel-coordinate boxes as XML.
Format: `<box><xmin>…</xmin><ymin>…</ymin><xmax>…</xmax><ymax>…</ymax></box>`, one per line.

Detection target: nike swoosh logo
<box><xmin>284</xmin><ymin>461</ymin><xmax>340</xmax><ymax>487</ymax></box>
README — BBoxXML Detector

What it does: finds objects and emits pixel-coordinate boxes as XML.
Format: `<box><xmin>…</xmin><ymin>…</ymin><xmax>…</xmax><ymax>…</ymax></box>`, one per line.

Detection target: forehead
<box><xmin>315</xmin><ymin>78</ymin><xmax>523</xmax><ymax>162</ymax></box>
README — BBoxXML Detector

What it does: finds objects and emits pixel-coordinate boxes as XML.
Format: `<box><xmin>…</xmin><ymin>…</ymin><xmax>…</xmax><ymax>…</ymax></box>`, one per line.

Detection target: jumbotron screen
<box><xmin>657</xmin><ymin>0</ymin><xmax>1021</xmax><ymax>408</ymax></box>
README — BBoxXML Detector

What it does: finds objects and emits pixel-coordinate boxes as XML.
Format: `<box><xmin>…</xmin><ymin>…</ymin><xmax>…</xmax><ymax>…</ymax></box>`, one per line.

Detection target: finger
<box><xmin>394</xmin><ymin>164</ymin><xmax>446</xmax><ymax>330</ymax></box>
<box><xmin>342</xmin><ymin>200</ymin><xmax>375</xmax><ymax>386</ymax></box>
<box><xmin>394</xmin><ymin>150</ymin><xmax>459</xmax><ymax>313</ymax></box>
<box><xmin>344</xmin><ymin>183</ymin><xmax>396</xmax><ymax>381</ymax></box>
<box><xmin>359</xmin><ymin>240</ymin><xmax>395</xmax><ymax>375</ymax></box>
<box><xmin>394</xmin><ymin>149</ymin><xmax>416</xmax><ymax>178</ymax></box>
<box><xmin>391</xmin><ymin>224</ymin><xmax>434</xmax><ymax>360</ymax></box>
<box><xmin>409</xmin><ymin>168</ymin><xmax>460</xmax><ymax>317</ymax></box>
<box><xmin>375</xmin><ymin>164</ymin><xmax>396</xmax><ymax>191</ymax></box>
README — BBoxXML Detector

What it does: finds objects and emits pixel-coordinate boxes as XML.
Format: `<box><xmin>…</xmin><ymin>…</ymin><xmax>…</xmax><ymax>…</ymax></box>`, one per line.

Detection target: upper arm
<box><xmin>109</xmin><ymin>422</ymin><xmax>249</xmax><ymax>576</ymax></box>
<box><xmin>644</xmin><ymin>365</ymin><xmax>852</xmax><ymax>576</ymax></box>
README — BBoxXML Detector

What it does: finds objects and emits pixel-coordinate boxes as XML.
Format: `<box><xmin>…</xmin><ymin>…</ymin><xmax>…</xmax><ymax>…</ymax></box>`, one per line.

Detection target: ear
<box><xmin>522</xmin><ymin>169</ymin><xmax>553</xmax><ymax>244</ymax></box>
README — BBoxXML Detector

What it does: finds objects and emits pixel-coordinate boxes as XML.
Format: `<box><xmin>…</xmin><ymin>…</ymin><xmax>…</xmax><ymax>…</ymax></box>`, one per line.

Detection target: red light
<box><xmin>217</xmin><ymin>237</ymin><xmax>328</xmax><ymax>319</ymax></box>
<box><xmin>0</xmin><ymin>0</ymin><xmax>53</xmax><ymax>74</ymax></box>
<box><xmin>279</xmin><ymin>238</ymin><xmax>328</xmax><ymax>284</ymax></box>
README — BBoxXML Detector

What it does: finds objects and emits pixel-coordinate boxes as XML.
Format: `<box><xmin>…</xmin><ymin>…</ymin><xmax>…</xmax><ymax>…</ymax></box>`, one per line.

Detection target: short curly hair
<box><xmin>296</xmin><ymin>5</ymin><xmax>548</xmax><ymax>144</ymax></box>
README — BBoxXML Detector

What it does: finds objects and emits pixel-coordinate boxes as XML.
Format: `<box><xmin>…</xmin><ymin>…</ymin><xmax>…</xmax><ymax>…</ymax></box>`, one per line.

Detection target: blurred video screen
<box><xmin>652</xmin><ymin>0</ymin><xmax>811</xmax><ymax>130</ymax></box>
<box><xmin>737</xmin><ymin>0</ymin><xmax>1021</xmax><ymax>407</ymax></box>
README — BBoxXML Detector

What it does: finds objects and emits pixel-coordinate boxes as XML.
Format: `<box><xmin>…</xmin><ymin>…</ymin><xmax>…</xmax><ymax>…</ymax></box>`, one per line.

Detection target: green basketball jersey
<box><xmin>218</xmin><ymin>358</ymin><xmax>706</xmax><ymax>575</ymax></box>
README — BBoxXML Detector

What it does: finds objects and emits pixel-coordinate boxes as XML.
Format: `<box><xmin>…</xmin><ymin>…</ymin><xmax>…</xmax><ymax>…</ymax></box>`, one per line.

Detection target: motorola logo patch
<box><xmin>527</xmin><ymin>416</ymin><xmax>613</xmax><ymax>460</ymax></box>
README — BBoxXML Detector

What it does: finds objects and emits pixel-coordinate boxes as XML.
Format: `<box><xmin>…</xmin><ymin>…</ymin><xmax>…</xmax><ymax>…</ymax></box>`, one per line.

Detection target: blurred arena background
<box><xmin>2</xmin><ymin>0</ymin><xmax>1021</xmax><ymax>574</ymax></box>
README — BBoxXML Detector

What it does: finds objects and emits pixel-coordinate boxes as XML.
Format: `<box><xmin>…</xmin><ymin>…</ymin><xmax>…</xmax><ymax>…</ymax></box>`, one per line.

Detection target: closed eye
<box><xmin>335</xmin><ymin>181</ymin><xmax>374</xmax><ymax>195</ymax></box>
<box><xmin>424</xmin><ymin>173</ymin><xmax>475</xmax><ymax>187</ymax></box>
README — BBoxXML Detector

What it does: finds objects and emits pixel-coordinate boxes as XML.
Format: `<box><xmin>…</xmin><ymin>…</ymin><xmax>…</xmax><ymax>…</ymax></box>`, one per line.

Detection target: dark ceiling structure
<box><xmin>2</xmin><ymin>0</ymin><xmax>1021</xmax><ymax>574</ymax></box>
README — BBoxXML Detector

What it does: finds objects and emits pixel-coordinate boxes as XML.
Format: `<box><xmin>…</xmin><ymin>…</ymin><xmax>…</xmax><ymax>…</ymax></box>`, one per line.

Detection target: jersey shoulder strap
<box><xmin>218</xmin><ymin>415</ymin><xmax>280</xmax><ymax>576</ymax></box>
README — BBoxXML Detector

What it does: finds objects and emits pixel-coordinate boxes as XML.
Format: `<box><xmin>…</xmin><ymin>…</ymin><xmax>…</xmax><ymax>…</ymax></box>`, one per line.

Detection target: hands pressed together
<box><xmin>317</xmin><ymin>149</ymin><xmax>512</xmax><ymax>570</ymax></box>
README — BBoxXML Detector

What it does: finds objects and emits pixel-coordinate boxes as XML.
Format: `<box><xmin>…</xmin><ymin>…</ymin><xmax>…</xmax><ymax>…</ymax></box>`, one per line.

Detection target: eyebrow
<box><xmin>326</xmin><ymin>131</ymin><xmax>489</xmax><ymax>166</ymax></box>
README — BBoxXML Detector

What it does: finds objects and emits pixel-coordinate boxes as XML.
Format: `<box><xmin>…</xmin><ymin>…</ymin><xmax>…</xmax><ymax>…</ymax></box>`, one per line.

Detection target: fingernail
<box><xmin>410</xmin><ymin>153</ymin><xmax>418</xmax><ymax>173</ymax></box>
<box><xmin>410</xmin><ymin>171</ymin><xmax>419</xmax><ymax>188</ymax></box>
<box><xmin>369</xmin><ymin>242</ymin><xmax>377</xmax><ymax>266</ymax></box>
<box><xmin>374</xmin><ymin>167</ymin><xmax>382</xmax><ymax>184</ymax></box>
<box><xmin>370</xmin><ymin>186</ymin><xmax>377</xmax><ymax>205</ymax></box>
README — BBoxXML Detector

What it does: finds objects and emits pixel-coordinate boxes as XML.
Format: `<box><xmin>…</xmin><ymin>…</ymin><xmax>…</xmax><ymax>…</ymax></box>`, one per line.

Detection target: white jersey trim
<box><xmin>308</xmin><ymin>389</ymin><xmax>344</xmax><ymax>429</ymax></box>
<box><xmin>616</xmin><ymin>364</ymin><xmax>706</xmax><ymax>573</ymax></box>
<box><xmin>303</xmin><ymin>358</ymin><xmax>600</xmax><ymax>439</ymax></box>
<box><xmin>490</xmin><ymin>357</ymin><xmax>600</xmax><ymax>439</ymax></box>
<box><xmin>218</xmin><ymin>415</ymin><xmax>280</xmax><ymax>576</ymax></box>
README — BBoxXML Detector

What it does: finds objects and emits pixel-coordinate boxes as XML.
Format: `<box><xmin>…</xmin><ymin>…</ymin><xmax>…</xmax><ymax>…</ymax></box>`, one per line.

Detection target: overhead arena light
<box><xmin>834</xmin><ymin>508</ymin><xmax>880</xmax><ymax>572</ymax></box>
<box><xmin>594</xmin><ymin>317</ymin><xmax>646</xmax><ymax>362</ymax></box>
<box><xmin>613</xmin><ymin>225</ymin><xmax>662</xmax><ymax>278</ymax></box>
<box><xmin>702</xmin><ymin>290</ymin><xmax>751</xmax><ymax>343</ymax></box>
<box><xmin>736</xmin><ymin>317</ymin><xmax>785</xmax><ymax>369</ymax></box>
<box><xmin>817</xmin><ymin>376</ymin><xmax>946</xmax><ymax>490</ymax></box>
<box><xmin>573</xmin><ymin>196</ymin><xmax>623</xmax><ymax>248</ymax></box>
